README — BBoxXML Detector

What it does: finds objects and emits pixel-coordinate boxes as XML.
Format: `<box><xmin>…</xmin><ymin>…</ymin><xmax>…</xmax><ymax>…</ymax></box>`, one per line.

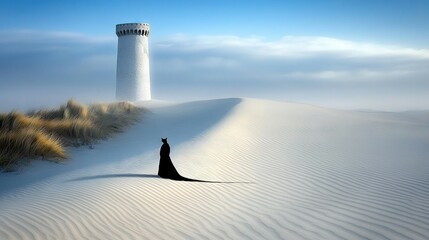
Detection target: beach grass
<box><xmin>0</xmin><ymin>99</ymin><xmax>142</xmax><ymax>171</ymax></box>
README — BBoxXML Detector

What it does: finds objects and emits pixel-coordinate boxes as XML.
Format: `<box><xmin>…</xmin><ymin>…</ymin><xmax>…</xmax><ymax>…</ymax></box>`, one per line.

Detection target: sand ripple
<box><xmin>1</xmin><ymin>98</ymin><xmax>429</xmax><ymax>239</ymax></box>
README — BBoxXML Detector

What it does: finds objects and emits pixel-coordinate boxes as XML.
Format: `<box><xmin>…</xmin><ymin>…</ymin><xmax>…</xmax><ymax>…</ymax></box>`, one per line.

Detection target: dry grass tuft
<box><xmin>0</xmin><ymin>99</ymin><xmax>143</xmax><ymax>171</ymax></box>
<box><xmin>0</xmin><ymin>128</ymin><xmax>66</xmax><ymax>170</ymax></box>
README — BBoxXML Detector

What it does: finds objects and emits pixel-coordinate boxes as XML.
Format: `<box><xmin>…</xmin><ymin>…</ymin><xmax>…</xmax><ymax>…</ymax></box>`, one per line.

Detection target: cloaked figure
<box><xmin>157</xmin><ymin>138</ymin><xmax>244</xmax><ymax>183</ymax></box>
<box><xmin>158</xmin><ymin>138</ymin><xmax>188</xmax><ymax>180</ymax></box>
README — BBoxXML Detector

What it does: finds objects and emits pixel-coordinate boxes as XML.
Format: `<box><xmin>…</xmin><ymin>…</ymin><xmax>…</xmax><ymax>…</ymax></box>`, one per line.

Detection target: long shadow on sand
<box><xmin>68</xmin><ymin>174</ymin><xmax>159</xmax><ymax>182</ymax></box>
<box><xmin>67</xmin><ymin>174</ymin><xmax>254</xmax><ymax>184</ymax></box>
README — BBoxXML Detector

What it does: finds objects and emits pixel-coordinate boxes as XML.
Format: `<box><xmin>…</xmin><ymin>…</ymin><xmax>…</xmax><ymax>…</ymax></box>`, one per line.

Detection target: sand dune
<box><xmin>1</xmin><ymin>98</ymin><xmax>428</xmax><ymax>239</ymax></box>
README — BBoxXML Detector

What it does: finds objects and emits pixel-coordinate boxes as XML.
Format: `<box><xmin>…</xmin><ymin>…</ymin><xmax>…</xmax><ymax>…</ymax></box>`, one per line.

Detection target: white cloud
<box><xmin>0</xmin><ymin>30</ymin><xmax>115</xmax><ymax>44</ymax></box>
<box><xmin>282</xmin><ymin>69</ymin><xmax>417</xmax><ymax>82</ymax></box>
<box><xmin>155</xmin><ymin>35</ymin><xmax>429</xmax><ymax>59</ymax></box>
<box><xmin>0</xmin><ymin>30</ymin><xmax>117</xmax><ymax>111</ymax></box>
<box><xmin>152</xmin><ymin>34</ymin><xmax>429</xmax><ymax>87</ymax></box>
<box><xmin>0</xmin><ymin>30</ymin><xmax>428</xmax><ymax>110</ymax></box>
<box><xmin>152</xmin><ymin>34</ymin><xmax>429</xmax><ymax>110</ymax></box>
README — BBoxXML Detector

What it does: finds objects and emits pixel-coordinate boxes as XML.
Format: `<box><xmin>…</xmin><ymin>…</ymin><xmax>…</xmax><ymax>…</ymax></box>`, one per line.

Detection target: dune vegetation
<box><xmin>0</xmin><ymin>99</ymin><xmax>143</xmax><ymax>171</ymax></box>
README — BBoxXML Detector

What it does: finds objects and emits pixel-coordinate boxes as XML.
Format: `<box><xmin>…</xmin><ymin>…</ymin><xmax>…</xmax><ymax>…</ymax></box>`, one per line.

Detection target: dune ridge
<box><xmin>0</xmin><ymin>98</ymin><xmax>428</xmax><ymax>239</ymax></box>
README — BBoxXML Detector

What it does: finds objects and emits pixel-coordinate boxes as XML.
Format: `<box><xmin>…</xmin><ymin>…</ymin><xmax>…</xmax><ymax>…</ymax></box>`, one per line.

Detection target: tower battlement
<box><xmin>116</xmin><ymin>23</ymin><xmax>150</xmax><ymax>37</ymax></box>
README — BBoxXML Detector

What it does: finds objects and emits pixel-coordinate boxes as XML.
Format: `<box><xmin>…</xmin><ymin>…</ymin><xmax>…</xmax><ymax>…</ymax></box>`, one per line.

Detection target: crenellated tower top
<box><xmin>116</xmin><ymin>23</ymin><xmax>150</xmax><ymax>37</ymax></box>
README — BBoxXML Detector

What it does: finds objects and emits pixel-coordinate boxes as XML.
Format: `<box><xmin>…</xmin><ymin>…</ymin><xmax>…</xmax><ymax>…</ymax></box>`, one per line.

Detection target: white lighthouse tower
<box><xmin>115</xmin><ymin>23</ymin><xmax>151</xmax><ymax>101</ymax></box>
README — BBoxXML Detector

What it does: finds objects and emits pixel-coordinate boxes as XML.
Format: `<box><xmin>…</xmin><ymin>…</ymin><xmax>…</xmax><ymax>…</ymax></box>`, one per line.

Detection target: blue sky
<box><xmin>2</xmin><ymin>0</ymin><xmax>429</xmax><ymax>46</ymax></box>
<box><xmin>1</xmin><ymin>0</ymin><xmax>429</xmax><ymax>110</ymax></box>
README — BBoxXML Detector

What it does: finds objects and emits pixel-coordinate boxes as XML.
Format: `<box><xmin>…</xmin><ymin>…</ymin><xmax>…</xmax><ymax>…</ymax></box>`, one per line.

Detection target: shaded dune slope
<box><xmin>1</xmin><ymin>98</ymin><xmax>429</xmax><ymax>240</ymax></box>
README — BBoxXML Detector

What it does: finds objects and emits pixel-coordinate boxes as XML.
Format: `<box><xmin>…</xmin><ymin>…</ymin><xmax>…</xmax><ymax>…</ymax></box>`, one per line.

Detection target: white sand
<box><xmin>1</xmin><ymin>98</ymin><xmax>429</xmax><ymax>240</ymax></box>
